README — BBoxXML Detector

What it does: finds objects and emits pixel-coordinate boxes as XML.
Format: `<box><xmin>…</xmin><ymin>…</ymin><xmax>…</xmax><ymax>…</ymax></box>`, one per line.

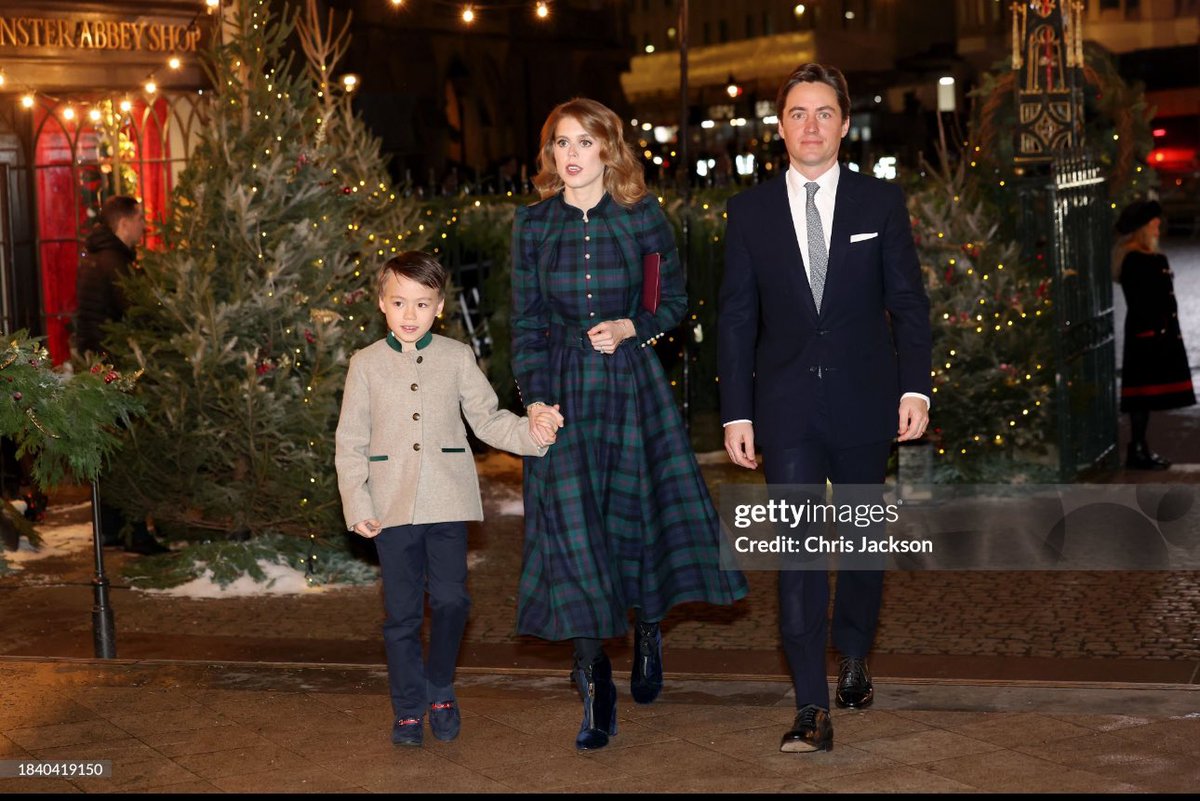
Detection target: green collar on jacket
<box><xmin>386</xmin><ymin>330</ymin><xmax>433</xmax><ymax>352</ymax></box>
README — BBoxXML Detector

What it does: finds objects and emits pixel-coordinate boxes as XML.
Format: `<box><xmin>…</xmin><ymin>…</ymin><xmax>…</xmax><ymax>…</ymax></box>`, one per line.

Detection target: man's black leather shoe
<box><xmin>780</xmin><ymin>704</ymin><xmax>833</xmax><ymax>753</ymax></box>
<box><xmin>835</xmin><ymin>656</ymin><xmax>874</xmax><ymax>709</ymax></box>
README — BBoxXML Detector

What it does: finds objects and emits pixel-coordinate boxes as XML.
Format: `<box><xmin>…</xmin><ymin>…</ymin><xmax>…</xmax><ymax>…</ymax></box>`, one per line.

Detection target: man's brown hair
<box><xmin>775</xmin><ymin>63</ymin><xmax>851</xmax><ymax>121</ymax></box>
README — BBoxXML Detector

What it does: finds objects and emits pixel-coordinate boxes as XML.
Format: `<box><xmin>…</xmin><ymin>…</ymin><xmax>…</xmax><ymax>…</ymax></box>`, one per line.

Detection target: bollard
<box><xmin>90</xmin><ymin>480</ymin><xmax>116</xmax><ymax>658</ymax></box>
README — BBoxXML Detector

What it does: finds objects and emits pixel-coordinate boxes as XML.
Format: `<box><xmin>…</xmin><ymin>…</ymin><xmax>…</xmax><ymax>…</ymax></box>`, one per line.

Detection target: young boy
<box><xmin>336</xmin><ymin>251</ymin><xmax>562</xmax><ymax>747</ymax></box>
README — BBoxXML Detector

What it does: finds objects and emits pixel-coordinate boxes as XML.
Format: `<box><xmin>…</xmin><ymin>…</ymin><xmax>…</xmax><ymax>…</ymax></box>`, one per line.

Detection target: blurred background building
<box><xmin>622</xmin><ymin>0</ymin><xmax>1196</xmax><ymax>192</ymax></box>
<box><xmin>621</xmin><ymin>0</ymin><xmax>958</xmax><ymax>183</ymax></box>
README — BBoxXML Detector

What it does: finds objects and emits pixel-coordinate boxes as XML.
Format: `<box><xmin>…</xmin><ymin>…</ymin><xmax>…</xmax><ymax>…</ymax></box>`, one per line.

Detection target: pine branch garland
<box><xmin>0</xmin><ymin>333</ymin><xmax>142</xmax><ymax>488</ymax></box>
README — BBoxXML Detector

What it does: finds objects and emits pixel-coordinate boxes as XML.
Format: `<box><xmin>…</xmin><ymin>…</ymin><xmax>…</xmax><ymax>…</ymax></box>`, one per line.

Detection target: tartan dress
<box><xmin>510</xmin><ymin>192</ymin><xmax>748</xmax><ymax>641</ymax></box>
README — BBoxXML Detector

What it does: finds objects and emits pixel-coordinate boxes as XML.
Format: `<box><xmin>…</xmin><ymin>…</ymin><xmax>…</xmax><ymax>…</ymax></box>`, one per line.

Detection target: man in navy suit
<box><xmin>718</xmin><ymin>63</ymin><xmax>931</xmax><ymax>753</ymax></box>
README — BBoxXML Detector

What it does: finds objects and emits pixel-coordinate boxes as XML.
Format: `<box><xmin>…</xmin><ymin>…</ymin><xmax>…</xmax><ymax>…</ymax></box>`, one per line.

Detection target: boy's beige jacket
<box><xmin>335</xmin><ymin>333</ymin><xmax>545</xmax><ymax>529</ymax></box>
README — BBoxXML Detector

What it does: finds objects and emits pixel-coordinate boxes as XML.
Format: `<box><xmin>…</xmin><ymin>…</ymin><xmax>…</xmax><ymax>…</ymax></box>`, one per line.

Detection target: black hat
<box><xmin>1115</xmin><ymin>199</ymin><xmax>1163</xmax><ymax>235</ymax></box>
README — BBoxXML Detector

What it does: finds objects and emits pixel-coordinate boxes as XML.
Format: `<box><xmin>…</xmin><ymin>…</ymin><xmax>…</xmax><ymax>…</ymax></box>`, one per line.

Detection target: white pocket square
<box><xmin>849</xmin><ymin>232</ymin><xmax>879</xmax><ymax>243</ymax></box>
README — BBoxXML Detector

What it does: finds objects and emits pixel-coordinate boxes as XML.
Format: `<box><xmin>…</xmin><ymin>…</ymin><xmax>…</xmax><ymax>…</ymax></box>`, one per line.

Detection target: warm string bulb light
<box><xmin>535</xmin><ymin>1</ymin><xmax>549</xmax><ymax>18</ymax></box>
<box><xmin>462</xmin><ymin>6</ymin><xmax>475</xmax><ymax>23</ymax></box>
<box><xmin>168</xmin><ymin>55</ymin><xmax>182</xmax><ymax>70</ymax></box>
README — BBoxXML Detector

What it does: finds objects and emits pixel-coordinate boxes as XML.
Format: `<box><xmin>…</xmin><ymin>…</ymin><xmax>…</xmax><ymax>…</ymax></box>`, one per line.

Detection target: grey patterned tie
<box><xmin>804</xmin><ymin>181</ymin><xmax>827</xmax><ymax>312</ymax></box>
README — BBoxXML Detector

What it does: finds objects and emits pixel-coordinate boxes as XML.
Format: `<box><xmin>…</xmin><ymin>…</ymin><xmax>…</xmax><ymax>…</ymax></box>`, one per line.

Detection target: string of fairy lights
<box><xmin>386</xmin><ymin>0</ymin><xmax>554</xmax><ymax>25</ymax></box>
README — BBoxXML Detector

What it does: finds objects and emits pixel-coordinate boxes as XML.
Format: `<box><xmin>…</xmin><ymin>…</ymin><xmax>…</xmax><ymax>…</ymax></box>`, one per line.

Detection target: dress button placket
<box><xmin>584</xmin><ymin>219</ymin><xmax>595</xmax><ymax>319</ymax></box>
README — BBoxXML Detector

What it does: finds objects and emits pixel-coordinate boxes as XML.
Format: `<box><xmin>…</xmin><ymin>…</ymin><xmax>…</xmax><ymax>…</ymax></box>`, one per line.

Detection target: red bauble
<box><xmin>341</xmin><ymin>186</ymin><xmax>352</xmax><ymax>195</ymax></box>
<box><xmin>103</xmin><ymin>370</ymin><xmax>120</xmax><ymax>384</ymax></box>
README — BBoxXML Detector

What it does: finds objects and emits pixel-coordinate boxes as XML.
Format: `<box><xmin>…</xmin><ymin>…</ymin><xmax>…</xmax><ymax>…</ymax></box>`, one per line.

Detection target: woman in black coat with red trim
<box><xmin>1114</xmin><ymin>200</ymin><xmax>1196</xmax><ymax>469</ymax></box>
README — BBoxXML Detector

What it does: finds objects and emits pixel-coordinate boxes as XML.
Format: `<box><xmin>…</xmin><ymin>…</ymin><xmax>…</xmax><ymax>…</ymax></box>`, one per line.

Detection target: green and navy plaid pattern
<box><xmin>510</xmin><ymin>193</ymin><xmax>748</xmax><ymax>641</ymax></box>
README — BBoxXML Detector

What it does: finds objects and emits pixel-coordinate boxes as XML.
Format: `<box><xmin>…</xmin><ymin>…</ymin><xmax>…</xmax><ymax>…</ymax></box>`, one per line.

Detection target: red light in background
<box><xmin>1146</xmin><ymin>147</ymin><xmax>1197</xmax><ymax>169</ymax></box>
<box><xmin>1152</xmin><ymin>128</ymin><xmax>1167</xmax><ymax>137</ymax></box>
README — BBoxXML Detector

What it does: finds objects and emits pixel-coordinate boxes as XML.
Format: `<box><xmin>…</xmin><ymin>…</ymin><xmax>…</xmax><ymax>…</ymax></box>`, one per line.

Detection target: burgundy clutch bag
<box><xmin>642</xmin><ymin>252</ymin><xmax>661</xmax><ymax>314</ymax></box>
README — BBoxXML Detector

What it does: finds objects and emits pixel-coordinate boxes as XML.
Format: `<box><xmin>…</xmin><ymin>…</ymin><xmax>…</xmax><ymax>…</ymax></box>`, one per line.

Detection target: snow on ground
<box><xmin>5</xmin><ymin>518</ymin><xmax>95</xmax><ymax>569</ymax></box>
<box><xmin>6</xmin><ymin>491</ymin><xmax>495</xmax><ymax>595</ymax></box>
<box><xmin>140</xmin><ymin>560</ymin><xmax>326</xmax><ymax>598</ymax></box>
<box><xmin>484</xmin><ymin>482</ymin><xmax>525</xmax><ymax>516</ymax></box>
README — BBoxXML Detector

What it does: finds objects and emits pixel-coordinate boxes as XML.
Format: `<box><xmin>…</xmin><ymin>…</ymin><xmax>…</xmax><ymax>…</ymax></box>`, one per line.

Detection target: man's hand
<box><xmin>352</xmin><ymin>519</ymin><xmax>382</xmax><ymax>539</ymax></box>
<box><xmin>724</xmin><ymin>421</ymin><xmax>758</xmax><ymax>469</ymax></box>
<box><xmin>587</xmin><ymin>319</ymin><xmax>635</xmax><ymax>355</ymax></box>
<box><xmin>528</xmin><ymin>403</ymin><xmax>565</xmax><ymax>447</ymax></box>
<box><xmin>897</xmin><ymin>396</ymin><xmax>930</xmax><ymax>442</ymax></box>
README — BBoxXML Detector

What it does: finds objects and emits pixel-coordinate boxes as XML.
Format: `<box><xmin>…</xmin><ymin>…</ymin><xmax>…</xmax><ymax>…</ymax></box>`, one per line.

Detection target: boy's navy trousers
<box><xmin>374</xmin><ymin>521</ymin><xmax>471</xmax><ymax>719</ymax></box>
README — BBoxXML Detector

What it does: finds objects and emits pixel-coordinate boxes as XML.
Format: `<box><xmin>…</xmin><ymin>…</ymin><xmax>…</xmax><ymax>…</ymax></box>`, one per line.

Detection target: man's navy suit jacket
<box><xmin>718</xmin><ymin>168</ymin><xmax>932</xmax><ymax>450</ymax></box>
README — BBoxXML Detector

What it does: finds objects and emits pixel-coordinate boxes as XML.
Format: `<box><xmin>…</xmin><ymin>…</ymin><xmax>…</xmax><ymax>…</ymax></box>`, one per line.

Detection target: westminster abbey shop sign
<box><xmin>0</xmin><ymin>16</ymin><xmax>202</xmax><ymax>53</ymax></box>
<box><xmin>0</xmin><ymin>4</ymin><xmax>212</xmax><ymax>91</ymax></box>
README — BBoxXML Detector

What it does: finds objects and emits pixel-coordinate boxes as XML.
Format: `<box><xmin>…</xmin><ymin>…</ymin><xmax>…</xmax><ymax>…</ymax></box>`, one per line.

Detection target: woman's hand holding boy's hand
<box><xmin>587</xmin><ymin>319</ymin><xmax>635</xmax><ymax>355</ymax></box>
<box><xmin>528</xmin><ymin>403</ymin><xmax>564</xmax><ymax>448</ymax></box>
<box><xmin>352</xmin><ymin>519</ymin><xmax>383</xmax><ymax>538</ymax></box>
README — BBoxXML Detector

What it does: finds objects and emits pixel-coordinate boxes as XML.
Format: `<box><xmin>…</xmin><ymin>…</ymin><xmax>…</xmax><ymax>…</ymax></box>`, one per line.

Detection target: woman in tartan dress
<box><xmin>510</xmin><ymin>98</ymin><xmax>748</xmax><ymax>750</ymax></box>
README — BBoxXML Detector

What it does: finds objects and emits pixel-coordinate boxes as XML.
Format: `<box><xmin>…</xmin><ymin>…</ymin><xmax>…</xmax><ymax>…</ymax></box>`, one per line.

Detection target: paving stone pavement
<box><xmin>0</xmin><ymin>657</ymin><xmax>1197</xmax><ymax>794</ymax></box>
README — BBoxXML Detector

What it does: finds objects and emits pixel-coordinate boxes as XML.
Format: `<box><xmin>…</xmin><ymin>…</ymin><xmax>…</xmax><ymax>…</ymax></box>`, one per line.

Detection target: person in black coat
<box><xmin>1113</xmin><ymin>199</ymin><xmax>1196</xmax><ymax>469</ymax></box>
<box><xmin>73</xmin><ymin>195</ymin><xmax>145</xmax><ymax>358</ymax></box>
<box><xmin>73</xmin><ymin>195</ymin><xmax>166</xmax><ymax>554</ymax></box>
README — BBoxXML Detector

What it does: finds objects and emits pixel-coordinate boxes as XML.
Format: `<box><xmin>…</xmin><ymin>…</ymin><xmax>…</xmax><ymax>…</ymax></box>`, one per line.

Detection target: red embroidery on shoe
<box><xmin>396</xmin><ymin>718</ymin><xmax>421</xmax><ymax>726</ymax></box>
<box><xmin>430</xmin><ymin>702</ymin><xmax>455</xmax><ymax>711</ymax></box>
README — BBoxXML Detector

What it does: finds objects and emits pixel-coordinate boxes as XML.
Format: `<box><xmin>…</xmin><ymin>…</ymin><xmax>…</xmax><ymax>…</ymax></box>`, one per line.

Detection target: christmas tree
<box><xmin>106</xmin><ymin>0</ymin><xmax>427</xmax><ymax>542</ymax></box>
<box><xmin>910</xmin><ymin>156</ymin><xmax>1057</xmax><ymax>482</ymax></box>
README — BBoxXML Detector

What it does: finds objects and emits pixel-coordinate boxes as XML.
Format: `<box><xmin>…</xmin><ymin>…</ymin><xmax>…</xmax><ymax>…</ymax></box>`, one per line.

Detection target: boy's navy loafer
<box><xmin>391</xmin><ymin>716</ymin><xmax>424</xmax><ymax>747</ymax></box>
<box><xmin>429</xmin><ymin>700</ymin><xmax>461</xmax><ymax>741</ymax></box>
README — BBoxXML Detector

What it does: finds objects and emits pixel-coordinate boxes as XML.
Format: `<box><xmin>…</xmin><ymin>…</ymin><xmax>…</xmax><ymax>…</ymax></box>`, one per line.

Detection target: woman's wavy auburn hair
<box><xmin>531</xmin><ymin>97</ymin><xmax>647</xmax><ymax>207</ymax></box>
